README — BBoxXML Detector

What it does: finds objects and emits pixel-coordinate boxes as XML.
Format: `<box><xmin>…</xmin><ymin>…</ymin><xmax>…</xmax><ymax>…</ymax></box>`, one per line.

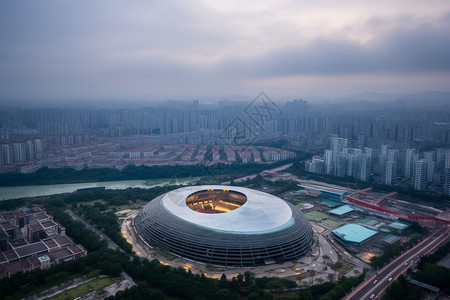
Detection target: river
<box><xmin>0</xmin><ymin>177</ymin><xmax>200</xmax><ymax>200</ymax></box>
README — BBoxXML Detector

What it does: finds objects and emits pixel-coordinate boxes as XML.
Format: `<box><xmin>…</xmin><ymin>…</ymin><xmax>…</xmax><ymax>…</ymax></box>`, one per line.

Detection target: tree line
<box><xmin>0</xmin><ymin>157</ymin><xmax>299</xmax><ymax>187</ymax></box>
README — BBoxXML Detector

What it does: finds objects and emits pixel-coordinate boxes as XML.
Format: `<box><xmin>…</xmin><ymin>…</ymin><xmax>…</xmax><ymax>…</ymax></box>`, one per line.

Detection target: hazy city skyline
<box><xmin>1</xmin><ymin>0</ymin><xmax>450</xmax><ymax>102</ymax></box>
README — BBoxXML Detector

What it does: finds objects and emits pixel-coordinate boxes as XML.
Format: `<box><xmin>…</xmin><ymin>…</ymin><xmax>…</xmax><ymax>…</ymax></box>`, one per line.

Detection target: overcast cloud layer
<box><xmin>1</xmin><ymin>0</ymin><xmax>450</xmax><ymax>101</ymax></box>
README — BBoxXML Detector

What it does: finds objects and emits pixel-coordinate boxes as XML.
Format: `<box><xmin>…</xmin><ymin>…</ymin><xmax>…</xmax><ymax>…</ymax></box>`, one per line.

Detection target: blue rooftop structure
<box><xmin>319</xmin><ymin>190</ymin><xmax>345</xmax><ymax>202</ymax></box>
<box><xmin>388</xmin><ymin>221</ymin><xmax>410</xmax><ymax>233</ymax></box>
<box><xmin>332</xmin><ymin>224</ymin><xmax>377</xmax><ymax>246</ymax></box>
<box><xmin>298</xmin><ymin>181</ymin><xmax>348</xmax><ymax>201</ymax></box>
<box><xmin>329</xmin><ymin>205</ymin><xmax>354</xmax><ymax>216</ymax></box>
<box><xmin>382</xmin><ymin>234</ymin><xmax>401</xmax><ymax>245</ymax></box>
<box><xmin>320</xmin><ymin>199</ymin><xmax>342</xmax><ymax>208</ymax></box>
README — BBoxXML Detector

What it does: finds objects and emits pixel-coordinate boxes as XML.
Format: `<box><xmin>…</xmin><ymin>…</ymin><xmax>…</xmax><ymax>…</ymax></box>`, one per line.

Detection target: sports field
<box><xmin>288</xmin><ymin>199</ymin><xmax>306</xmax><ymax>207</ymax></box>
<box><xmin>322</xmin><ymin>219</ymin><xmax>344</xmax><ymax>227</ymax></box>
<box><xmin>305</xmin><ymin>211</ymin><xmax>328</xmax><ymax>221</ymax></box>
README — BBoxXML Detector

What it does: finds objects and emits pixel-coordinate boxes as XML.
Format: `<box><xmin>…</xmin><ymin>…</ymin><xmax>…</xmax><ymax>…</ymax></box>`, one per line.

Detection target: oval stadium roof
<box><xmin>134</xmin><ymin>185</ymin><xmax>314</xmax><ymax>267</ymax></box>
<box><xmin>162</xmin><ymin>185</ymin><xmax>293</xmax><ymax>234</ymax></box>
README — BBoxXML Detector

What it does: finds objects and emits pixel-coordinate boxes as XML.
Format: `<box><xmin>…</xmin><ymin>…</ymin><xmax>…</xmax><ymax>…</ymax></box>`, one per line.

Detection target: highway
<box><xmin>346</xmin><ymin>227</ymin><xmax>449</xmax><ymax>300</ymax></box>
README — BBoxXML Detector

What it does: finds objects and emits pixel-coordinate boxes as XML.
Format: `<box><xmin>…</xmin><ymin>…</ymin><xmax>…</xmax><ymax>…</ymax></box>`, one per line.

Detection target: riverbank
<box><xmin>0</xmin><ymin>177</ymin><xmax>199</xmax><ymax>200</ymax></box>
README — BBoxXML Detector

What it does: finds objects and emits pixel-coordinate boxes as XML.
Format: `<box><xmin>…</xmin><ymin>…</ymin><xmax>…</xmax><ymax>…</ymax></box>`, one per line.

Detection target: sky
<box><xmin>1</xmin><ymin>0</ymin><xmax>450</xmax><ymax>102</ymax></box>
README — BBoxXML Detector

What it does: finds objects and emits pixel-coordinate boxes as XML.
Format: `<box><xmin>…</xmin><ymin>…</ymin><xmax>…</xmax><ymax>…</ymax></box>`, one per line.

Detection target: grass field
<box><xmin>322</xmin><ymin>219</ymin><xmax>344</xmax><ymax>227</ymax></box>
<box><xmin>48</xmin><ymin>277</ymin><xmax>115</xmax><ymax>300</ymax></box>
<box><xmin>305</xmin><ymin>211</ymin><xmax>328</xmax><ymax>221</ymax></box>
<box><xmin>288</xmin><ymin>199</ymin><xmax>306</xmax><ymax>207</ymax></box>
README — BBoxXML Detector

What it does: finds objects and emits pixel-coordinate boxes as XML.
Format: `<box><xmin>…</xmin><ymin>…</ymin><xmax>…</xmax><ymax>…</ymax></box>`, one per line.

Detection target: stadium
<box><xmin>134</xmin><ymin>185</ymin><xmax>314</xmax><ymax>267</ymax></box>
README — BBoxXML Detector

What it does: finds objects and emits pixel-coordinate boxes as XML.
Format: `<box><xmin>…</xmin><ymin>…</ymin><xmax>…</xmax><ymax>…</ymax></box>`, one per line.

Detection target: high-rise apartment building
<box><xmin>424</xmin><ymin>151</ymin><xmax>435</xmax><ymax>182</ymax></box>
<box><xmin>384</xmin><ymin>149</ymin><xmax>399</xmax><ymax>185</ymax></box>
<box><xmin>359</xmin><ymin>147</ymin><xmax>373</xmax><ymax>182</ymax></box>
<box><xmin>12</xmin><ymin>143</ymin><xmax>26</xmax><ymax>162</ymax></box>
<box><xmin>445</xmin><ymin>168</ymin><xmax>450</xmax><ymax>196</ymax></box>
<box><xmin>404</xmin><ymin>148</ymin><xmax>417</xmax><ymax>177</ymax></box>
<box><xmin>414</xmin><ymin>159</ymin><xmax>428</xmax><ymax>191</ymax></box>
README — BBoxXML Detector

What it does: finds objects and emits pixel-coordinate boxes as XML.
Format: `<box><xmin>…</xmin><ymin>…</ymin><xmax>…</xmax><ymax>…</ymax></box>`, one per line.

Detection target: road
<box><xmin>317</xmin><ymin>235</ymin><xmax>338</xmax><ymax>264</ymax></box>
<box><xmin>120</xmin><ymin>210</ymin><xmax>151</xmax><ymax>258</ymax></box>
<box><xmin>221</xmin><ymin>163</ymin><xmax>293</xmax><ymax>184</ymax></box>
<box><xmin>66</xmin><ymin>209</ymin><xmax>120</xmax><ymax>250</ymax></box>
<box><xmin>346</xmin><ymin>227</ymin><xmax>449</xmax><ymax>300</ymax></box>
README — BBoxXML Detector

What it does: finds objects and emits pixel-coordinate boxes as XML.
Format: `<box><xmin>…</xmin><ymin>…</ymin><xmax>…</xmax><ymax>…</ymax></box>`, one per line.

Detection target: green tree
<box><xmin>298</xmin><ymin>289</ymin><xmax>313</xmax><ymax>300</ymax></box>
<box><xmin>266</xmin><ymin>278</ymin><xmax>283</xmax><ymax>291</ymax></box>
<box><xmin>236</xmin><ymin>273</ymin><xmax>244</xmax><ymax>284</ymax></box>
<box><xmin>244</xmin><ymin>270</ymin><xmax>255</xmax><ymax>284</ymax></box>
<box><xmin>248</xmin><ymin>292</ymin><xmax>260</xmax><ymax>300</ymax></box>
<box><xmin>216</xmin><ymin>289</ymin><xmax>232</xmax><ymax>300</ymax></box>
<box><xmin>263</xmin><ymin>291</ymin><xmax>274</xmax><ymax>300</ymax></box>
<box><xmin>383</xmin><ymin>280</ymin><xmax>404</xmax><ymax>300</ymax></box>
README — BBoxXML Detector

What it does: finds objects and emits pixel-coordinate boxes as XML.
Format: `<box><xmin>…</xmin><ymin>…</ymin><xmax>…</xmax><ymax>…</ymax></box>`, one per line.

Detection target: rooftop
<box><xmin>42</xmin><ymin>238</ymin><xmax>59</xmax><ymax>249</ymax></box>
<box><xmin>0</xmin><ymin>221</ymin><xmax>17</xmax><ymax>231</ymax></box>
<box><xmin>38</xmin><ymin>255</ymin><xmax>50</xmax><ymax>262</ymax></box>
<box><xmin>28</xmin><ymin>222</ymin><xmax>44</xmax><ymax>232</ymax></box>
<box><xmin>320</xmin><ymin>199</ymin><xmax>342</xmax><ymax>208</ymax></box>
<box><xmin>3</xmin><ymin>250</ymin><xmax>18</xmax><ymax>261</ymax></box>
<box><xmin>358</xmin><ymin>218</ymin><xmax>383</xmax><ymax>226</ymax></box>
<box><xmin>388</xmin><ymin>221</ymin><xmax>410</xmax><ymax>230</ymax></box>
<box><xmin>0</xmin><ymin>252</ymin><xmax>7</xmax><ymax>264</ymax></box>
<box><xmin>41</xmin><ymin>220</ymin><xmax>57</xmax><ymax>228</ymax></box>
<box><xmin>10</xmin><ymin>238</ymin><xmax>28</xmax><ymax>248</ymax></box>
<box><xmin>332</xmin><ymin>224</ymin><xmax>377</xmax><ymax>244</ymax></box>
<box><xmin>0</xmin><ymin>259</ymin><xmax>31</xmax><ymax>278</ymax></box>
<box><xmin>382</xmin><ymin>234</ymin><xmax>401</xmax><ymax>244</ymax></box>
<box><xmin>49</xmin><ymin>248</ymin><xmax>73</xmax><ymax>260</ymax></box>
<box><xmin>297</xmin><ymin>180</ymin><xmax>352</xmax><ymax>195</ymax></box>
<box><xmin>15</xmin><ymin>241</ymin><xmax>48</xmax><ymax>258</ymax></box>
<box><xmin>53</xmin><ymin>235</ymin><xmax>71</xmax><ymax>247</ymax></box>
<box><xmin>161</xmin><ymin>185</ymin><xmax>293</xmax><ymax>234</ymax></box>
<box><xmin>329</xmin><ymin>205</ymin><xmax>355</xmax><ymax>216</ymax></box>
<box><xmin>68</xmin><ymin>244</ymin><xmax>85</xmax><ymax>255</ymax></box>
<box><xmin>34</xmin><ymin>213</ymin><xmax>50</xmax><ymax>221</ymax></box>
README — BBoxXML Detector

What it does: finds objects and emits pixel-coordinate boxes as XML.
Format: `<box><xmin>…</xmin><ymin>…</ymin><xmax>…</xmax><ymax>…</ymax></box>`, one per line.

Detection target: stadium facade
<box><xmin>134</xmin><ymin>185</ymin><xmax>314</xmax><ymax>267</ymax></box>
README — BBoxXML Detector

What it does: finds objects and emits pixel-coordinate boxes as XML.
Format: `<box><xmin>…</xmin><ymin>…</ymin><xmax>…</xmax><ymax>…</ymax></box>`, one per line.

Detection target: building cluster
<box><xmin>331</xmin><ymin>220</ymin><xmax>410</xmax><ymax>248</ymax></box>
<box><xmin>0</xmin><ymin>138</ymin><xmax>43</xmax><ymax>165</ymax></box>
<box><xmin>0</xmin><ymin>207</ymin><xmax>87</xmax><ymax>278</ymax></box>
<box><xmin>0</xmin><ymin>138</ymin><xmax>295</xmax><ymax>174</ymax></box>
<box><xmin>1</xmin><ymin>99</ymin><xmax>449</xmax><ymax>148</ymax></box>
<box><xmin>0</xmin><ymin>100</ymin><xmax>448</xmax><ymax>178</ymax></box>
<box><xmin>305</xmin><ymin>137</ymin><xmax>450</xmax><ymax>196</ymax></box>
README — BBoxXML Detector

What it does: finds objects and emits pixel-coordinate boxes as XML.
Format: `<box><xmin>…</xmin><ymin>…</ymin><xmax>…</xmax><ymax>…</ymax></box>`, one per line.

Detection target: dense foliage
<box><xmin>45</xmin><ymin>203</ymin><xmax>108</xmax><ymax>252</ymax></box>
<box><xmin>418</xmin><ymin>241</ymin><xmax>450</xmax><ymax>264</ymax></box>
<box><xmin>318</xmin><ymin>275</ymin><xmax>365</xmax><ymax>300</ymax></box>
<box><xmin>0</xmin><ymin>158</ymin><xmax>296</xmax><ymax>187</ymax></box>
<box><xmin>76</xmin><ymin>203</ymin><xmax>133</xmax><ymax>253</ymax></box>
<box><xmin>414</xmin><ymin>263</ymin><xmax>450</xmax><ymax>293</ymax></box>
<box><xmin>381</xmin><ymin>275</ymin><xmax>422</xmax><ymax>300</ymax></box>
<box><xmin>413</xmin><ymin>242</ymin><xmax>450</xmax><ymax>294</ymax></box>
<box><xmin>254</xmin><ymin>276</ymin><xmax>297</xmax><ymax>290</ymax></box>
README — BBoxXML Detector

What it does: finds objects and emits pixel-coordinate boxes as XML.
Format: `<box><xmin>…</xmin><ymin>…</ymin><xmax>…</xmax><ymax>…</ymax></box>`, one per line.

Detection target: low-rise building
<box><xmin>332</xmin><ymin>224</ymin><xmax>378</xmax><ymax>247</ymax></box>
<box><xmin>0</xmin><ymin>207</ymin><xmax>87</xmax><ymax>278</ymax></box>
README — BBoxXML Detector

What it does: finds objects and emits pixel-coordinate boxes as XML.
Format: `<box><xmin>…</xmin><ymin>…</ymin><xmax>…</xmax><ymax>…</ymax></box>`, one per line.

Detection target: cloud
<box><xmin>1</xmin><ymin>1</ymin><xmax>450</xmax><ymax>100</ymax></box>
<box><xmin>213</xmin><ymin>14</ymin><xmax>450</xmax><ymax>78</ymax></box>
